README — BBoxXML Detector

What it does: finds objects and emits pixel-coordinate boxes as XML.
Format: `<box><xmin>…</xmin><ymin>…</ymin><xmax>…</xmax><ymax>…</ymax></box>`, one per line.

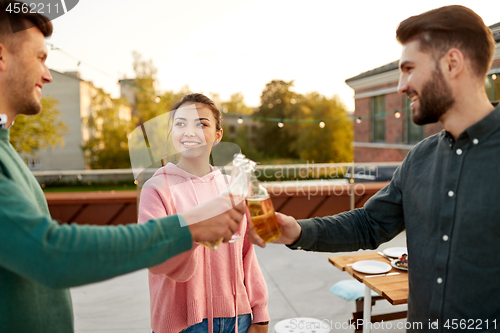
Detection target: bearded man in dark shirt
<box><xmin>249</xmin><ymin>5</ymin><xmax>500</xmax><ymax>332</ymax></box>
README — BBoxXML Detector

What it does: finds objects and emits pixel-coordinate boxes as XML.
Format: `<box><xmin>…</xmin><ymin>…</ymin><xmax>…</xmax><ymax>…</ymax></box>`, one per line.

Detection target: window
<box><xmin>371</xmin><ymin>95</ymin><xmax>385</xmax><ymax>142</ymax></box>
<box><xmin>405</xmin><ymin>97</ymin><xmax>424</xmax><ymax>143</ymax></box>
<box><xmin>25</xmin><ymin>157</ymin><xmax>40</xmax><ymax>169</ymax></box>
<box><xmin>485</xmin><ymin>74</ymin><xmax>500</xmax><ymax>102</ymax></box>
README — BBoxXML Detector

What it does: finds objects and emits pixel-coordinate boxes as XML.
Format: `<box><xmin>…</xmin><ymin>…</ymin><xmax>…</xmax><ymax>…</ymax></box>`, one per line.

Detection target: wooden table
<box><xmin>329</xmin><ymin>252</ymin><xmax>409</xmax><ymax>333</ymax></box>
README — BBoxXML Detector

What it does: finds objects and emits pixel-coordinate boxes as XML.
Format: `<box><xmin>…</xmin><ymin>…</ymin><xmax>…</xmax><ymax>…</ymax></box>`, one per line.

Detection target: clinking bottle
<box><xmin>200</xmin><ymin>154</ymin><xmax>248</xmax><ymax>250</ymax></box>
<box><xmin>245</xmin><ymin>160</ymin><xmax>282</xmax><ymax>243</ymax></box>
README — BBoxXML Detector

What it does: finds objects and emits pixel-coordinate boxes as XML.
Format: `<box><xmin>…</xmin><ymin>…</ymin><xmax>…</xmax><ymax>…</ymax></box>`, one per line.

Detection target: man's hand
<box><xmin>247</xmin><ymin>211</ymin><xmax>302</xmax><ymax>248</ymax></box>
<box><xmin>182</xmin><ymin>195</ymin><xmax>245</xmax><ymax>243</ymax></box>
<box><xmin>247</xmin><ymin>323</ymin><xmax>269</xmax><ymax>333</ymax></box>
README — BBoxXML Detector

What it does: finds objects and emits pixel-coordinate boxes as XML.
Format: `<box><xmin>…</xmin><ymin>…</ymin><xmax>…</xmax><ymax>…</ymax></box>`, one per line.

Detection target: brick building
<box><xmin>346</xmin><ymin>22</ymin><xmax>500</xmax><ymax>162</ymax></box>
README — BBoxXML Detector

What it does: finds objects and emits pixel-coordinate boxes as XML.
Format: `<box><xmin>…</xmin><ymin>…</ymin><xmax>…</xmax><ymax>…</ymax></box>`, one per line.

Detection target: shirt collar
<box><xmin>462</xmin><ymin>102</ymin><xmax>500</xmax><ymax>143</ymax></box>
<box><xmin>0</xmin><ymin>128</ymin><xmax>10</xmax><ymax>142</ymax></box>
<box><xmin>442</xmin><ymin>102</ymin><xmax>500</xmax><ymax>145</ymax></box>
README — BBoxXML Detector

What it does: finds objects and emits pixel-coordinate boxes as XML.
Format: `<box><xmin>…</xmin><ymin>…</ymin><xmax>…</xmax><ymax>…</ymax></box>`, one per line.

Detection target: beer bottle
<box><xmin>246</xmin><ymin>160</ymin><xmax>282</xmax><ymax>243</ymax></box>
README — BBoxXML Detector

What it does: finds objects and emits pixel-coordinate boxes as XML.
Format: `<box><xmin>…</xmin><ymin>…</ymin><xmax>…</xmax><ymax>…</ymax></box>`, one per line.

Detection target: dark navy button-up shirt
<box><xmin>291</xmin><ymin>104</ymin><xmax>500</xmax><ymax>332</ymax></box>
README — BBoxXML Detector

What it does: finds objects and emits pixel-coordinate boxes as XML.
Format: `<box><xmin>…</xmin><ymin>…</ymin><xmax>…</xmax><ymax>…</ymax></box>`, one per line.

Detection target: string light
<box><xmin>224</xmin><ymin>111</ymin><xmax>406</xmax><ymax>125</ymax></box>
<box><xmin>47</xmin><ymin>42</ymin><xmax>414</xmax><ymax>126</ymax></box>
<box><xmin>492</xmin><ymin>74</ymin><xmax>497</xmax><ymax>80</ymax></box>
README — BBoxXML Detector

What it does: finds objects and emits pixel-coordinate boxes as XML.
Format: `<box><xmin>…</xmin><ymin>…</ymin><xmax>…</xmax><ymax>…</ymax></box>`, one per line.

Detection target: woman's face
<box><xmin>171</xmin><ymin>103</ymin><xmax>222</xmax><ymax>160</ymax></box>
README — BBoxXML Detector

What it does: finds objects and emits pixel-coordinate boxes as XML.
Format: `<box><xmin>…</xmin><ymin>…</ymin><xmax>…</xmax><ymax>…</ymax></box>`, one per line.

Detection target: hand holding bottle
<box><xmin>183</xmin><ymin>195</ymin><xmax>246</xmax><ymax>247</ymax></box>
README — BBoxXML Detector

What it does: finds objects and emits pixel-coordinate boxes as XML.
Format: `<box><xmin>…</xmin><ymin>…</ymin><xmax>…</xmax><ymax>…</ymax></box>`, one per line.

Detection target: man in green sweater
<box><xmin>0</xmin><ymin>2</ymin><xmax>245</xmax><ymax>331</ymax></box>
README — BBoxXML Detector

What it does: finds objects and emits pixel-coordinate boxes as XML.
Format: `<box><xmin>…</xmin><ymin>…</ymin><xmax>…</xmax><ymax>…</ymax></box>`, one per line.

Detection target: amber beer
<box><xmin>200</xmin><ymin>238</ymin><xmax>223</xmax><ymax>250</ymax></box>
<box><xmin>246</xmin><ymin>196</ymin><xmax>281</xmax><ymax>242</ymax></box>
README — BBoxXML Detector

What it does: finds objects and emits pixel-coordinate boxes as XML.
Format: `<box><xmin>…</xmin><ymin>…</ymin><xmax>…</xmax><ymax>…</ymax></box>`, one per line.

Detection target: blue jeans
<box><xmin>156</xmin><ymin>314</ymin><xmax>252</xmax><ymax>333</ymax></box>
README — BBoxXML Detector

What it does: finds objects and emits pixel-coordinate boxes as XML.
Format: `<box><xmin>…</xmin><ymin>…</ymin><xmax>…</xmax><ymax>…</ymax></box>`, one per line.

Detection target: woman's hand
<box><xmin>247</xmin><ymin>323</ymin><xmax>269</xmax><ymax>333</ymax></box>
<box><xmin>246</xmin><ymin>211</ymin><xmax>302</xmax><ymax>248</ymax></box>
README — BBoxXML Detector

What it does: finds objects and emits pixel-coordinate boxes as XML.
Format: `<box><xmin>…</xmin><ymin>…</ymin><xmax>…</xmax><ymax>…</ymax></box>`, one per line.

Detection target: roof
<box><xmin>345</xmin><ymin>60</ymin><xmax>399</xmax><ymax>83</ymax></box>
<box><xmin>49</xmin><ymin>69</ymin><xmax>82</xmax><ymax>81</ymax></box>
<box><xmin>491</xmin><ymin>22</ymin><xmax>500</xmax><ymax>42</ymax></box>
<box><xmin>346</xmin><ymin>21</ymin><xmax>500</xmax><ymax>83</ymax></box>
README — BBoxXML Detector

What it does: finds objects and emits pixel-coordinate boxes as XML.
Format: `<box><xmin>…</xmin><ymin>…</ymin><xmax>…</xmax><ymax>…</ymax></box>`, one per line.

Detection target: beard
<box><xmin>410</xmin><ymin>67</ymin><xmax>455</xmax><ymax>125</ymax></box>
<box><xmin>7</xmin><ymin>64</ymin><xmax>42</xmax><ymax>116</ymax></box>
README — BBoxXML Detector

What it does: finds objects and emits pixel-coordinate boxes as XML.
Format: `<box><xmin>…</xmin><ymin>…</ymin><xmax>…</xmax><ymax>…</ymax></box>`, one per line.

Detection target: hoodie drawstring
<box><xmin>214</xmin><ymin>178</ymin><xmax>240</xmax><ymax>333</ymax></box>
<box><xmin>186</xmin><ymin>170</ymin><xmax>241</xmax><ymax>333</ymax></box>
<box><xmin>188</xmin><ymin>178</ymin><xmax>215</xmax><ymax>333</ymax></box>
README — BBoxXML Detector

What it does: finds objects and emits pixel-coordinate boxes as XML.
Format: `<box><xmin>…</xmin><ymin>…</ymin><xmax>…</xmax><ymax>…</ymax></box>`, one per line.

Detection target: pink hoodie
<box><xmin>138</xmin><ymin>163</ymin><xmax>269</xmax><ymax>333</ymax></box>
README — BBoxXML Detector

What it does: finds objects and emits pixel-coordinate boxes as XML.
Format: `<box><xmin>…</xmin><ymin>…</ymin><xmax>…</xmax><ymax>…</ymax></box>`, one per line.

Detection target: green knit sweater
<box><xmin>0</xmin><ymin>128</ymin><xmax>192</xmax><ymax>331</ymax></box>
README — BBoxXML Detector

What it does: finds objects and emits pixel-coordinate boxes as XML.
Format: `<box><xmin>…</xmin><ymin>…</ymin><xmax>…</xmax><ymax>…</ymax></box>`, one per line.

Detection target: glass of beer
<box><xmin>246</xmin><ymin>195</ymin><xmax>281</xmax><ymax>243</ymax></box>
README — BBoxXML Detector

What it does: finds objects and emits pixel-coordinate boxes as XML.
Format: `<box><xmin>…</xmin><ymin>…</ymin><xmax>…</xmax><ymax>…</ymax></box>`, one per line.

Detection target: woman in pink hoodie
<box><xmin>139</xmin><ymin>93</ymin><xmax>270</xmax><ymax>333</ymax></box>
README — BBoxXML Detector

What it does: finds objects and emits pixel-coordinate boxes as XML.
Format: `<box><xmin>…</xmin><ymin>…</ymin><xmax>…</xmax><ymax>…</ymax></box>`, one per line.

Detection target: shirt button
<box><xmin>431</xmin><ymin>321</ymin><xmax>438</xmax><ymax>329</ymax></box>
<box><xmin>437</xmin><ymin>277</ymin><xmax>443</xmax><ymax>284</ymax></box>
<box><xmin>448</xmin><ymin>191</ymin><xmax>454</xmax><ymax>197</ymax></box>
<box><xmin>456</xmin><ymin>148</ymin><xmax>463</xmax><ymax>155</ymax></box>
<box><xmin>473</xmin><ymin>138</ymin><xmax>479</xmax><ymax>145</ymax></box>
<box><xmin>443</xmin><ymin>235</ymin><xmax>449</xmax><ymax>241</ymax></box>
<box><xmin>297</xmin><ymin>246</ymin><xmax>302</xmax><ymax>250</ymax></box>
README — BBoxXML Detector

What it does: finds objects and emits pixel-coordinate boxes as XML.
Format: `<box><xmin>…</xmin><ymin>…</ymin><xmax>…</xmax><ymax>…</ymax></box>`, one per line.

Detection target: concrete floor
<box><xmin>71</xmin><ymin>232</ymin><xmax>408</xmax><ymax>333</ymax></box>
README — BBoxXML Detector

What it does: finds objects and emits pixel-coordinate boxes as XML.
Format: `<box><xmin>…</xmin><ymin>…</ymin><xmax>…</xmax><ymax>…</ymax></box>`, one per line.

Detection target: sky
<box><xmin>45</xmin><ymin>0</ymin><xmax>500</xmax><ymax>111</ymax></box>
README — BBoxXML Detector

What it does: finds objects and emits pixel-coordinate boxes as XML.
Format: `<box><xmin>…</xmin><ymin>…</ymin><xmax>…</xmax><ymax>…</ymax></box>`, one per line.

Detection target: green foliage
<box><xmin>84</xmin><ymin>52</ymin><xmax>193</xmax><ymax>170</ymax></box>
<box><xmin>132</xmin><ymin>51</ymin><xmax>161</xmax><ymax>123</ymax></box>
<box><xmin>10</xmin><ymin>96</ymin><xmax>68</xmax><ymax>154</ymax></box>
<box><xmin>81</xmin><ymin>89</ymin><xmax>135</xmax><ymax>169</ymax></box>
<box><xmin>252</xmin><ymin>80</ymin><xmax>353</xmax><ymax>162</ymax></box>
<box><xmin>221</xmin><ymin>92</ymin><xmax>254</xmax><ymax>115</ymax></box>
<box><xmin>132</xmin><ymin>52</ymin><xmax>191</xmax><ymax>122</ymax></box>
<box><xmin>255</xmin><ymin>80</ymin><xmax>303</xmax><ymax>158</ymax></box>
<box><xmin>219</xmin><ymin>92</ymin><xmax>262</xmax><ymax>160</ymax></box>
<box><xmin>297</xmin><ymin>93</ymin><xmax>353</xmax><ymax>163</ymax></box>
<box><xmin>221</xmin><ymin>123</ymin><xmax>263</xmax><ymax>162</ymax></box>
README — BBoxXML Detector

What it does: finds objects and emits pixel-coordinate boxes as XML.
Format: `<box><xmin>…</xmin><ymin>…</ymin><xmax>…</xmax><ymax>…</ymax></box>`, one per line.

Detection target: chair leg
<box><xmin>350</xmin><ymin>297</ymin><xmax>384</xmax><ymax>332</ymax></box>
<box><xmin>351</xmin><ymin>298</ymin><xmax>364</xmax><ymax>332</ymax></box>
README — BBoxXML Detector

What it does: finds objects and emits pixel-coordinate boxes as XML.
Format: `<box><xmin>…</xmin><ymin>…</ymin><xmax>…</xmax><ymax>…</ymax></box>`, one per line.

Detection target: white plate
<box><xmin>391</xmin><ymin>259</ymin><xmax>408</xmax><ymax>271</ymax></box>
<box><xmin>382</xmin><ymin>247</ymin><xmax>407</xmax><ymax>258</ymax></box>
<box><xmin>352</xmin><ymin>260</ymin><xmax>392</xmax><ymax>274</ymax></box>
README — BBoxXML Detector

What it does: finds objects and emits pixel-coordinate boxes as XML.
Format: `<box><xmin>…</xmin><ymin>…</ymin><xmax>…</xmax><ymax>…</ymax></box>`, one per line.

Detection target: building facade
<box><xmin>31</xmin><ymin>70</ymin><xmax>130</xmax><ymax>170</ymax></box>
<box><xmin>346</xmin><ymin>22</ymin><xmax>500</xmax><ymax>162</ymax></box>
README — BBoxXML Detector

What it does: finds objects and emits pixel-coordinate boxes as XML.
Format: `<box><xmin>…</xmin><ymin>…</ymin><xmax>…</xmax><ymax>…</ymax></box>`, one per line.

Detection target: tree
<box><xmin>81</xmin><ymin>89</ymin><xmax>135</xmax><ymax>169</ymax></box>
<box><xmin>132</xmin><ymin>51</ymin><xmax>161</xmax><ymax>123</ymax></box>
<box><xmin>221</xmin><ymin>123</ymin><xmax>263</xmax><ymax>162</ymax></box>
<box><xmin>297</xmin><ymin>93</ymin><xmax>353</xmax><ymax>163</ymax></box>
<box><xmin>221</xmin><ymin>92</ymin><xmax>254</xmax><ymax>115</ymax></box>
<box><xmin>255</xmin><ymin>80</ymin><xmax>303</xmax><ymax>159</ymax></box>
<box><xmin>9</xmin><ymin>96</ymin><xmax>68</xmax><ymax>154</ymax></box>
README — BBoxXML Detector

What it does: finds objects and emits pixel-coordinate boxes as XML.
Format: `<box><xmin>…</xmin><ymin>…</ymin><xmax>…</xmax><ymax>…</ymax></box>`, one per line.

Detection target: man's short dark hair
<box><xmin>396</xmin><ymin>5</ymin><xmax>495</xmax><ymax>78</ymax></box>
<box><xmin>0</xmin><ymin>0</ymin><xmax>53</xmax><ymax>51</ymax></box>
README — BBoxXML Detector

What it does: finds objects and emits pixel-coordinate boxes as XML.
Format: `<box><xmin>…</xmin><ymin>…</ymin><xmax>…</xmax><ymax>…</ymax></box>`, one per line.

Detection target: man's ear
<box><xmin>443</xmin><ymin>48</ymin><xmax>465</xmax><ymax>79</ymax></box>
